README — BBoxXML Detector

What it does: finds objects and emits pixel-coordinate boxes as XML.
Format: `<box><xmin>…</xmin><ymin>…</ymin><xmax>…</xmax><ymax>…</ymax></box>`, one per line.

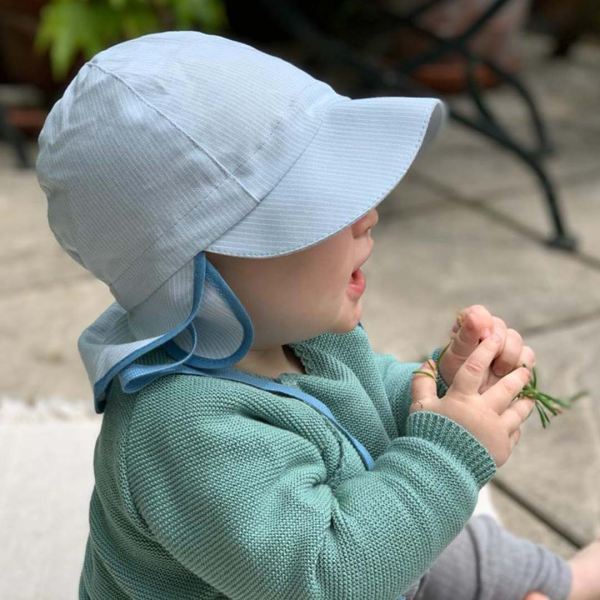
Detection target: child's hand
<box><xmin>438</xmin><ymin>305</ymin><xmax>535</xmax><ymax>393</ymax></box>
<box><xmin>411</xmin><ymin>334</ymin><xmax>535</xmax><ymax>468</ymax></box>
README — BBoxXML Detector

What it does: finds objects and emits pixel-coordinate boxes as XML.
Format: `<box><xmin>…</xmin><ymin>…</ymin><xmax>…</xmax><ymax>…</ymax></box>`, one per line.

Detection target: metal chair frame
<box><xmin>255</xmin><ymin>0</ymin><xmax>577</xmax><ymax>250</ymax></box>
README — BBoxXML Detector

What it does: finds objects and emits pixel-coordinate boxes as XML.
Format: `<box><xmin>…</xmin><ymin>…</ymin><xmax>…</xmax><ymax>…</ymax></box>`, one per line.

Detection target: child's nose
<box><xmin>354</xmin><ymin>208</ymin><xmax>378</xmax><ymax>235</ymax></box>
<box><xmin>369</xmin><ymin>208</ymin><xmax>379</xmax><ymax>228</ymax></box>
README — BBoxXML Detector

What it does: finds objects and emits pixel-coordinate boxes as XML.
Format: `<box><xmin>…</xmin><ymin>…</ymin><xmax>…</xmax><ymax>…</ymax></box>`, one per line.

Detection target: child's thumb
<box><xmin>522</xmin><ymin>592</ymin><xmax>549</xmax><ymax>600</ymax></box>
<box><xmin>411</xmin><ymin>361</ymin><xmax>437</xmax><ymax>410</ymax></box>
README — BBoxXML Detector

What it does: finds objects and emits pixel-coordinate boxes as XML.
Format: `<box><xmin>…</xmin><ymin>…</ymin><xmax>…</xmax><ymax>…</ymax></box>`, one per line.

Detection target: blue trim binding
<box><xmin>94</xmin><ymin>250</ymin><xmax>375</xmax><ymax>471</ymax></box>
<box><xmin>92</xmin><ymin>251</ymin><xmax>254</xmax><ymax>412</ymax></box>
<box><xmin>165</xmin><ymin>342</ymin><xmax>375</xmax><ymax>471</ymax></box>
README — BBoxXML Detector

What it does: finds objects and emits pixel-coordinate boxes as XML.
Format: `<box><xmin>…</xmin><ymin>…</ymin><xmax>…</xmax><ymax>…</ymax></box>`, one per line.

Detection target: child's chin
<box><xmin>329</xmin><ymin>310</ymin><xmax>362</xmax><ymax>334</ymax></box>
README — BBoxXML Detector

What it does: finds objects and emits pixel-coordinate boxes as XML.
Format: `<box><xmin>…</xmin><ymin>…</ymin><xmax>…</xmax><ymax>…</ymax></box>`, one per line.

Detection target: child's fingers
<box><xmin>509</xmin><ymin>427</ymin><xmax>522</xmax><ymax>450</ymax></box>
<box><xmin>517</xmin><ymin>345</ymin><xmax>536</xmax><ymax>370</ymax></box>
<box><xmin>483</xmin><ymin>367</ymin><xmax>532</xmax><ymax>414</ymax></box>
<box><xmin>501</xmin><ymin>397</ymin><xmax>536</xmax><ymax>433</ymax></box>
<box><xmin>449</xmin><ymin>306</ymin><xmax>494</xmax><ymax>358</ymax></box>
<box><xmin>491</xmin><ymin>327</ymin><xmax>522</xmax><ymax>378</ymax></box>
<box><xmin>522</xmin><ymin>592</ymin><xmax>549</xmax><ymax>600</ymax></box>
<box><xmin>411</xmin><ymin>360</ymin><xmax>437</xmax><ymax>410</ymax></box>
<box><xmin>450</xmin><ymin>334</ymin><xmax>504</xmax><ymax>396</ymax></box>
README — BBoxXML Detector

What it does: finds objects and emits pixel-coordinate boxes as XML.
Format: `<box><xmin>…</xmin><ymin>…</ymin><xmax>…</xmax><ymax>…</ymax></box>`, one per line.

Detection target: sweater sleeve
<box><xmin>373</xmin><ymin>347</ymin><xmax>450</xmax><ymax>437</ymax></box>
<box><xmin>125</xmin><ymin>383</ymin><xmax>497</xmax><ymax>600</ymax></box>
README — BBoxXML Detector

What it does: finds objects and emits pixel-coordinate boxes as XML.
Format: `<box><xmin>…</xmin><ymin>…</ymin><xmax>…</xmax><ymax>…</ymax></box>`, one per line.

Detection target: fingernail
<box><xmin>492</xmin><ymin>331</ymin><xmax>502</xmax><ymax>342</ymax></box>
<box><xmin>493</xmin><ymin>364</ymin><xmax>508</xmax><ymax>377</ymax></box>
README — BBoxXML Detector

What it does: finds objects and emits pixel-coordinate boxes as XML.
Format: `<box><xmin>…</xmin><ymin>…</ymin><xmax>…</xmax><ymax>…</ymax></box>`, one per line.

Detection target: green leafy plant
<box><xmin>34</xmin><ymin>0</ymin><xmax>227</xmax><ymax>81</ymax></box>
<box><xmin>519</xmin><ymin>365</ymin><xmax>585</xmax><ymax>428</ymax></box>
<box><xmin>413</xmin><ymin>341</ymin><xmax>587</xmax><ymax>428</ymax></box>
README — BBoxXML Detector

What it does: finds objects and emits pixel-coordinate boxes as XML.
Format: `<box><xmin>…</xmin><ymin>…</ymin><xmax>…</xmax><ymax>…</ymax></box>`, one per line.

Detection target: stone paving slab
<box><xmin>411</xmin><ymin>35</ymin><xmax>600</xmax><ymax>201</ymax></box>
<box><xmin>0</xmin><ymin>421</ymin><xmax>99</xmax><ymax>600</ymax></box>
<box><xmin>494</xmin><ymin>316</ymin><xmax>600</xmax><ymax>548</ymax></box>
<box><xmin>0</xmin><ymin>169</ymin><xmax>91</xmax><ymax>294</ymax></box>
<box><xmin>511</xmin><ymin>34</ymin><xmax>600</xmax><ymax>132</ymax></box>
<box><xmin>486</xmin><ymin>178</ymin><xmax>600</xmax><ymax>262</ymax></box>
<box><xmin>411</xmin><ymin>117</ymin><xmax>599</xmax><ymax>203</ymax></box>
<box><xmin>0</xmin><ymin>278</ymin><xmax>113</xmax><ymax>403</ymax></box>
<box><xmin>489</xmin><ymin>485</ymin><xmax>577</xmax><ymax>561</ymax></box>
<box><xmin>374</xmin><ymin>169</ymin><xmax>452</xmax><ymax>218</ymax></box>
<box><xmin>361</xmin><ymin>200</ymin><xmax>600</xmax><ymax>360</ymax></box>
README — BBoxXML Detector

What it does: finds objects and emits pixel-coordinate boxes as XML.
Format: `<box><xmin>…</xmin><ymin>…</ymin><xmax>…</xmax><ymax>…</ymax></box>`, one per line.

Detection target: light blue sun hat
<box><xmin>36</xmin><ymin>30</ymin><xmax>446</xmax><ymax>414</ymax></box>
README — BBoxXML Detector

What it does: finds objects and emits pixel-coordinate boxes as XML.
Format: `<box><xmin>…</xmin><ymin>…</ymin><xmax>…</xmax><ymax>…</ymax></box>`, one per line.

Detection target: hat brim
<box><xmin>205</xmin><ymin>96</ymin><xmax>445</xmax><ymax>258</ymax></box>
<box><xmin>78</xmin><ymin>95</ymin><xmax>445</xmax><ymax>412</ymax></box>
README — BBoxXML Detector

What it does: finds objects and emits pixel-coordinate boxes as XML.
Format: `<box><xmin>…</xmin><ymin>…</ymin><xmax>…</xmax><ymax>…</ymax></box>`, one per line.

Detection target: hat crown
<box><xmin>88</xmin><ymin>31</ymin><xmax>324</xmax><ymax>171</ymax></box>
<box><xmin>36</xmin><ymin>31</ymin><xmax>338</xmax><ymax>301</ymax></box>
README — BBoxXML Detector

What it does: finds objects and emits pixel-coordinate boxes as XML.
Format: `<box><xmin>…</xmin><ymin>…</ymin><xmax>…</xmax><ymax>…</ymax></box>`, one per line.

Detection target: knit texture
<box><xmin>79</xmin><ymin>324</ymin><xmax>496</xmax><ymax>599</ymax></box>
<box><xmin>412</xmin><ymin>514</ymin><xmax>572</xmax><ymax>600</ymax></box>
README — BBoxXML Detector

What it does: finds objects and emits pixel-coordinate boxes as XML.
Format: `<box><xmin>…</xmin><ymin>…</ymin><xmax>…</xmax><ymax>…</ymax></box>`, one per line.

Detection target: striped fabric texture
<box><xmin>35</xmin><ymin>31</ymin><xmax>445</xmax><ymax>413</ymax></box>
<box><xmin>79</xmin><ymin>324</ymin><xmax>497</xmax><ymax>599</ymax></box>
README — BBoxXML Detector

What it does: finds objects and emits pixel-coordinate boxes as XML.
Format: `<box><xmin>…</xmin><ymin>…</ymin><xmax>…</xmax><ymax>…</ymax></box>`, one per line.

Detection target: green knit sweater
<box><xmin>79</xmin><ymin>324</ymin><xmax>497</xmax><ymax>599</ymax></box>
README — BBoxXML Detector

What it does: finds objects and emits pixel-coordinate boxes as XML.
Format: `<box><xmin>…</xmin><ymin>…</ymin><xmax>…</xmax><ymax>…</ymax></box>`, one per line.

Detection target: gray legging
<box><xmin>403</xmin><ymin>514</ymin><xmax>573</xmax><ymax>600</ymax></box>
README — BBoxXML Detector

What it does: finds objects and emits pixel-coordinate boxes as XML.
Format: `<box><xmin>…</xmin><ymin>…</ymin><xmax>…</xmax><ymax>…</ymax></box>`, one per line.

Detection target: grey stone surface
<box><xmin>0</xmin><ymin>170</ymin><xmax>91</xmax><ymax>294</ymax></box>
<box><xmin>361</xmin><ymin>201</ymin><xmax>600</xmax><ymax>361</ymax></box>
<box><xmin>493</xmin><ymin>316</ymin><xmax>600</xmax><ymax>548</ymax></box>
<box><xmin>0</xmin><ymin>278</ymin><xmax>113</xmax><ymax>403</ymax></box>
<box><xmin>513</xmin><ymin>34</ymin><xmax>600</xmax><ymax>132</ymax></box>
<box><xmin>0</xmin><ymin>422</ymin><xmax>100</xmax><ymax>600</ymax></box>
<box><xmin>488</xmin><ymin>178</ymin><xmax>600</xmax><ymax>262</ymax></box>
<box><xmin>489</xmin><ymin>484</ymin><xmax>578</xmax><ymax>561</ymax></box>
<box><xmin>411</xmin><ymin>35</ymin><xmax>600</xmax><ymax>201</ymax></box>
<box><xmin>0</xmin><ymin>155</ymin><xmax>113</xmax><ymax>404</ymax></box>
<box><xmin>411</xmin><ymin>116</ymin><xmax>599</xmax><ymax>202</ymax></box>
<box><xmin>375</xmin><ymin>169</ymin><xmax>452</xmax><ymax>218</ymax></box>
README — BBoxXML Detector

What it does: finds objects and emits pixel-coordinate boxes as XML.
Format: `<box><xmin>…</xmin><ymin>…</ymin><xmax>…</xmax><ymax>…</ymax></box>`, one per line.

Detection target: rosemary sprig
<box><xmin>412</xmin><ymin>340</ymin><xmax>451</xmax><ymax>381</ymax></box>
<box><xmin>519</xmin><ymin>367</ymin><xmax>586</xmax><ymax>428</ymax></box>
<box><xmin>412</xmin><ymin>339</ymin><xmax>586</xmax><ymax>428</ymax></box>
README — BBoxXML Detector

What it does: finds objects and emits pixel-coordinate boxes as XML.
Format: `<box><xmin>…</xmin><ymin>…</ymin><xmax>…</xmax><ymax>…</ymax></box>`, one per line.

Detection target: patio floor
<box><xmin>1</xmin><ymin>30</ymin><xmax>599</xmax><ymax>599</ymax></box>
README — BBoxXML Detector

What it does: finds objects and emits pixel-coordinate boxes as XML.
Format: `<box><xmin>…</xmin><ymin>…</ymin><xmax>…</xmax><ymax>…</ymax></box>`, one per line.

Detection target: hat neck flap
<box><xmin>79</xmin><ymin>251</ymin><xmax>254</xmax><ymax>413</ymax></box>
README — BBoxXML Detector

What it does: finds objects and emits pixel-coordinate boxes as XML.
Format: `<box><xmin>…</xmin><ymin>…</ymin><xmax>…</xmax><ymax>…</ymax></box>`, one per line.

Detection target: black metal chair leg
<box><xmin>251</xmin><ymin>0</ymin><xmax>577</xmax><ymax>251</ymax></box>
<box><xmin>451</xmin><ymin>108</ymin><xmax>576</xmax><ymax>250</ymax></box>
<box><xmin>401</xmin><ymin>20</ymin><xmax>553</xmax><ymax>158</ymax></box>
<box><xmin>0</xmin><ymin>104</ymin><xmax>31</xmax><ymax>169</ymax></box>
<box><xmin>478</xmin><ymin>56</ymin><xmax>553</xmax><ymax>157</ymax></box>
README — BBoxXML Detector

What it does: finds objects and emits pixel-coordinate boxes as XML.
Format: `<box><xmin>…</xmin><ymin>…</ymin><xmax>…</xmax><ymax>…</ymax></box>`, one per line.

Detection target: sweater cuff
<box><xmin>429</xmin><ymin>347</ymin><xmax>450</xmax><ymax>398</ymax></box>
<box><xmin>406</xmin><ymin>411</ymin><xmax>497</xmax><ymax>489</ymax></box>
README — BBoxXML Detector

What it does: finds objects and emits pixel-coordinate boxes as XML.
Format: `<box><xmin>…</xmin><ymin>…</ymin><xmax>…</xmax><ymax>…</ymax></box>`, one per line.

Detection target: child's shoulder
<box><xmin>105</xmin><ymin>324</ymin><xmax>374</xmax><ymax>419</ymax></box>
<box><xmin>130</xmin><ymin>358</ymin><xmax>257</xmax><ymax>412</ymax></box>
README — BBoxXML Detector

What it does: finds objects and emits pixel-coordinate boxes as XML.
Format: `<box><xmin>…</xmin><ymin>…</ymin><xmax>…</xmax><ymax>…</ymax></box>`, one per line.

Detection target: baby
<box><xmin>35</xmin><ymin>30</ymin><xmax>599</xmax><ymax>600</ymax></box>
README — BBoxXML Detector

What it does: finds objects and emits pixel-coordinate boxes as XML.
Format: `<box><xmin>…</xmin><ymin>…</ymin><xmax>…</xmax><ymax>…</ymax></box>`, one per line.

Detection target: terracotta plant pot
<box><xmin>380</xmin><ymin>0</ymin><xmax>532</xmax><ymax>93</ymax></box>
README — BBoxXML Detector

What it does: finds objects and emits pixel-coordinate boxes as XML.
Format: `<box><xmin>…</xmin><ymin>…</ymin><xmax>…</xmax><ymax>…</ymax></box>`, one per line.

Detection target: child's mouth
<box><xmin>348</xmin><ymin>268</ymin><xmax>366</xmax><ymax>298</ymax></box>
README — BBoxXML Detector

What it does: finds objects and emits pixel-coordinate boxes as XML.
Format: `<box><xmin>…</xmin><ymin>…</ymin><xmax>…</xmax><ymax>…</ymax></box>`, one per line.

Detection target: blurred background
<box><xmin>1</xmin><ymin>1</ymin><xmax>599</xmax><ymax>598</ymax></box>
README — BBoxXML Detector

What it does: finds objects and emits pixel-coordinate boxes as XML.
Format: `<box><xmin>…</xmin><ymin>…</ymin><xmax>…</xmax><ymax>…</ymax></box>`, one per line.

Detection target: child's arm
<box><xmin>125</xmin><ymin>378</ymin><xmax>497</xmax><ymax>600</ymax></box>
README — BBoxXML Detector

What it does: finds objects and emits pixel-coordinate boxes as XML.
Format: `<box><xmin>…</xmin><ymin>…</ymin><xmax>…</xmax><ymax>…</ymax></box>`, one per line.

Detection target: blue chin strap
<box><xmin>113</xmin><ymin>251</ymin><xmax>254</xmax><ymax>396</ymax></box>
<box><xmin>105</xmin><ymin>250</ymin><xmax>376</xmax><ymax>472</ymax></box>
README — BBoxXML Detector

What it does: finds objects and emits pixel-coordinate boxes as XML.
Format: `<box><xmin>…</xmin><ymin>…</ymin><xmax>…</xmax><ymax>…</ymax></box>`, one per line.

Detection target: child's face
<box><xmin>205</xmin><ymin>207</ymin><xmax>378</xmax><ymax>348</ymax></box>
